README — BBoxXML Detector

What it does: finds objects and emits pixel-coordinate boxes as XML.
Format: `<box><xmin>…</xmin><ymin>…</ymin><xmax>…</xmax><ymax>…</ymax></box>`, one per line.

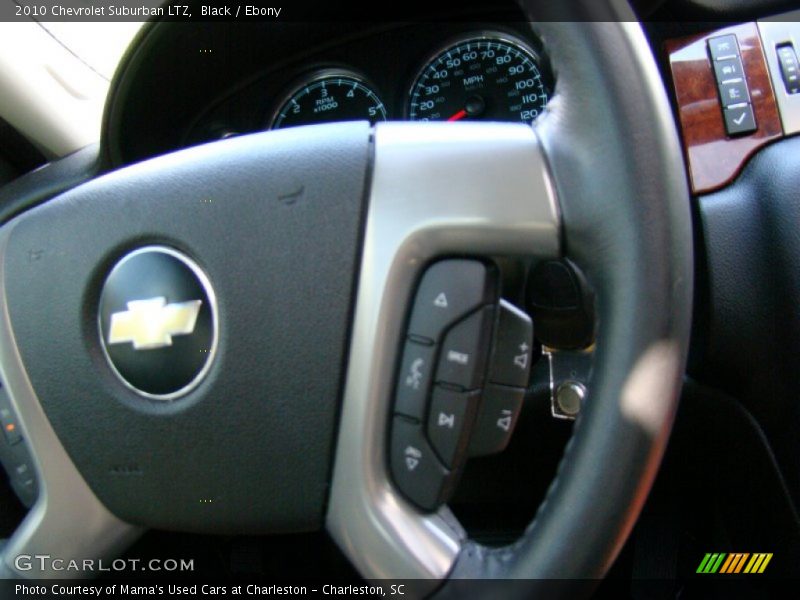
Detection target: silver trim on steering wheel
<box><xmin>326</xmin><ymin>122</ymin><xmax>560</xmax><ymax>588</ymax></box>
<box><xmin>0</xmin><ymin>227</ymin><xmax>141</xmax><ymax>579</ymax></box>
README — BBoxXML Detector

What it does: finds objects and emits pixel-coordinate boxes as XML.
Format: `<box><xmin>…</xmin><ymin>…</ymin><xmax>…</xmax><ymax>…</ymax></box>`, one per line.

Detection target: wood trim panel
<box><xmin>666</xmin><ymin>23</ymin><xmax>783</xmax><ymax>194</ymax></box>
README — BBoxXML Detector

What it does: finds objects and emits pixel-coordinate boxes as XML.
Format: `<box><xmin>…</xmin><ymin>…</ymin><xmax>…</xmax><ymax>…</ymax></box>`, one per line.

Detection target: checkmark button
<box><xmin>723</xmin><ymin>104</ymin><xmax>757</xmax><ymax>136</ymax></box>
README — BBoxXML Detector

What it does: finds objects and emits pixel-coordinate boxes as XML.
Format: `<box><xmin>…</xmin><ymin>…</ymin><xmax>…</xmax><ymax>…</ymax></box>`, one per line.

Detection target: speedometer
<box><xmin>408</xmin><ymin>34</ymin><xmax>550</xmax><ymax>124</ymax></box>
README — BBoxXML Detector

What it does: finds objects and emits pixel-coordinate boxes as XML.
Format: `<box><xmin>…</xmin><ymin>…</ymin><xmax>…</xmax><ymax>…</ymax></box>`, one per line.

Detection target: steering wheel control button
<box><xmin>436</xmin><ymin>307</ymin><xmax>495</xmax><ymax>390</ymax></box>
<box><xmin>9</xmin><ymin>460</ymin><xmax>38</xmax><ymax>508</ymax></box>
<box><xmin>708</xmin><ymin>35</ymin><xmax>740</xmax><ymax>62</ymax></box>
<box><xmin>723</xmin><ymin>104</ymin><xmax>757</xmax><ymax>135</ymax></box>
<box><xmin>395</xmin><ymin>340</ymin><xmax>436</xmax><ymax>420</ymax></box>
<box><xmin>407</xmin><ymin>260</ymin><xmax>496</xmax><ymax>342</ymax></box>
<box><xmin>427</xmin><ymin>387</ymin><xmax>479</xmax><ymax>469</ymax></box>
<box><xmin>489</xmin><ymin>300</ymin><xmax>534</xmax><ymax>388</ymax></box>
<box><xmin>390</xmin><ymin>416</ymin><xmax>453</xmax><ymax>511</ymax></box>
<box><xmin>469</xmin><ymin>384</ymin><xmax>525</xmax><ymax>457</ymax></box>
<box><xmin>12</xmin><ymin>477</ymin><xmax>37</xmax><ymax>507</ymax></box>
<box><xmin>98</xmin><ymin>246</ymin><xmax>217</xmax><ymax>400</ymax></box>
<box><xmin>0</xmin><ymin>385</ymin><xmax>38</xmax><ymax>507</ymax></box>
<box><xmin>0</xmin><ymin>407</ymin><xmax>21</xmax><ymax>446</ymax></box>
<box><xmin>1</xmin><ymin>415</ymin><xmax>21</xmax><ymax>446</ymax></box>
<box><xmin>0</xmin><ymin>388</ymin><xmax>22</xmax><ymax>446</ymax></box>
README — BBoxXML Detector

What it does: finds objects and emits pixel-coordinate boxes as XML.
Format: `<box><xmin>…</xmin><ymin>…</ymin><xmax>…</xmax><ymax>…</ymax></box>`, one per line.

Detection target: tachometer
<box><xmin>408</xmin><ymin>34</ymin><xmax>549</xmax><ymax>124</ymax></box>
<box><xmin>270</xmin><ymin>70</ymin><xmax>387</xmax><ymax>129</ymax></box>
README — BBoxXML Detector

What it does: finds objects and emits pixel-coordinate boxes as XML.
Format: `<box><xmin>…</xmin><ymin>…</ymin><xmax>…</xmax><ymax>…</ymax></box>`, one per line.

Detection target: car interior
<box><xmin>0</xmin><ymin>0</ymin><xmax>798</xmax><ymax>597</ymax></box>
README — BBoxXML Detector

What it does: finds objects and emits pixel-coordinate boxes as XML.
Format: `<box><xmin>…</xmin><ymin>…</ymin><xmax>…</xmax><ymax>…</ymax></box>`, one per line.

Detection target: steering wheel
<box><xmin>0</xmin><ymin>3</ymin><xmax>692</xmax><ymax>595</ymax></box>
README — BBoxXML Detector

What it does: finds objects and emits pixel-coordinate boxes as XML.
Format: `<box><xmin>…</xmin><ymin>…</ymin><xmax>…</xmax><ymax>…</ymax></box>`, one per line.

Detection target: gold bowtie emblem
<box><xmin>108</xmin><ymin>297</ymin><xmax>202</xmax><ymax>350</ymax></box>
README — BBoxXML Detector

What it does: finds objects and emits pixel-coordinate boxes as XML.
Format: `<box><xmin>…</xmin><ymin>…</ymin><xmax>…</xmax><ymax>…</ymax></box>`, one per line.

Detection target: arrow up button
<box><xmin>407</xmin><ymin>260</ymin><xmax>497</xmax><ymax>343</ymax></box>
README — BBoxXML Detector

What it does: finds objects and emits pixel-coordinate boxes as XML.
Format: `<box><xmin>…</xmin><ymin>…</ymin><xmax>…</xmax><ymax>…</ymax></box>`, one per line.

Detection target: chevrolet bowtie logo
<box><xmin>108</xmin><ymin>297</ymin><xmax>202</xmax><ymax>350</ymax></box>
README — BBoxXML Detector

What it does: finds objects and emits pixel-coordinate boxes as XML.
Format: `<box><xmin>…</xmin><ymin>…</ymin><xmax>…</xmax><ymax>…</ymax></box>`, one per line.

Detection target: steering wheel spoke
<box><xmin>0</xmin><ymin>226</ymin><xmax>140</xmax><ymax>578</ymax></box>
<box><xmin>325</xmin><ymin>122</ymin><xmax>560</xmax><ymax>587</ymax></box>
<box><xmin>328</xmin><ymin>16</ymin><xmax>691</xmax><ymax>589</ymax></box>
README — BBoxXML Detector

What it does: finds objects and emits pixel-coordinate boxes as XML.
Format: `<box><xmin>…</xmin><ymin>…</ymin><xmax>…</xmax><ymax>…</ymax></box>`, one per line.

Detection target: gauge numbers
<box><xmin>271</xmin><ymin>71</ymin><xmax>387</xmax><ymax>130</ymax></box>
<box><xmin>408</xmin><ymin>35</ymin><xmax>549</xmax><ymax>124</ymax></box>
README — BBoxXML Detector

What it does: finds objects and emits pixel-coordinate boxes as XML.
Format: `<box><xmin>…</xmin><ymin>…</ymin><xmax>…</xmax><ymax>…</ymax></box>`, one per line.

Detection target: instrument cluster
<box><xmin>184</xmin><ymin>24</ymin><xmax>553</xmax><ymax>146</ymax></box>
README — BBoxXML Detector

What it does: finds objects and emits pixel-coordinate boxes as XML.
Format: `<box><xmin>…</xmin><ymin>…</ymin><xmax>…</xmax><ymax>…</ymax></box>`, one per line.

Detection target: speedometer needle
<box><xmin>447</xmin><ymin>109</ymin><xmax>468</xmax><ymax>122</ymax></box>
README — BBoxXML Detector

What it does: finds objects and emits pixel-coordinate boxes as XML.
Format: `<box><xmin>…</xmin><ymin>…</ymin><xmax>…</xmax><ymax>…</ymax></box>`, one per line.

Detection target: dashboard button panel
<box><xmin>707</xmin><ymin>33</ymin><xmax>757</xmax><ymax>136</ymax></box>
<box><xmin>668</xmin><ymin>22</ymin><xmax>783</xmax><ymax>193</ymax></box>
<box><xmin>777</xmin><ymin>44</ymin><xmax>800</xmax><ymax>94</ymax></box>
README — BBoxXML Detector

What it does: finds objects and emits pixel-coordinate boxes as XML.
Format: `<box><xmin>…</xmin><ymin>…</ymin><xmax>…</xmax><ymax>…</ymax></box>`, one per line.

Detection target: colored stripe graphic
<box><xmin>719</xmin><ymin>554</ymin><xmax>735</xmax><ymax>573</ymax></box>
<box><xmin>698</xmin><ymin>552</ymin><xmax>773</xmax><ymax>574</ymax></box>
<box><xmin>720</xmin><ymin>553</ymin><xmax>749</xmax><ymax>573</ymax></box>
<box><xmin>733</xmin><ymin>553</ymin><xmax>749</xmax><ymax>573</ymax></box>
<box><xmin>744</xmin><ymin>553</ymin><xmax>773</xmax><ymax>574</ymax></box>
<box><xmin>697</xmin><ymin>553</ymin><xmax>726</xmax><ymax>573</ymax></box>
<box><xmin>696</xmin><ymin>554</ymin><xmax>713</xmax><ymax>573</ymax></box>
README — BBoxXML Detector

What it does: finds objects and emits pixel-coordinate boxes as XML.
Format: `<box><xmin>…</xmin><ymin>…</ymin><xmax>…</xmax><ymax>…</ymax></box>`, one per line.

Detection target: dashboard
<box><xmin>106</xmin><ymin>14</ymin><xmax>554</xmax><ymax>165</ymax></box>
<box><xmin>186</xmin><ymin>25</ymin><xmax>553</xmax><ymax>143</ymax></box>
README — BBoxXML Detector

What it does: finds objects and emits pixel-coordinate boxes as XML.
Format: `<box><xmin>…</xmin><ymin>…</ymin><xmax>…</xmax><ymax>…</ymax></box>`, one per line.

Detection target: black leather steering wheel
<box><xmin>442</xmin><ymin>13</ymin><xmax>694</xmax><ymax>587</ymax></box>
<box><xmin>0</xmin><ymin>2</ymin><xmax>692</xmax><ymax>596</ymax></box>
